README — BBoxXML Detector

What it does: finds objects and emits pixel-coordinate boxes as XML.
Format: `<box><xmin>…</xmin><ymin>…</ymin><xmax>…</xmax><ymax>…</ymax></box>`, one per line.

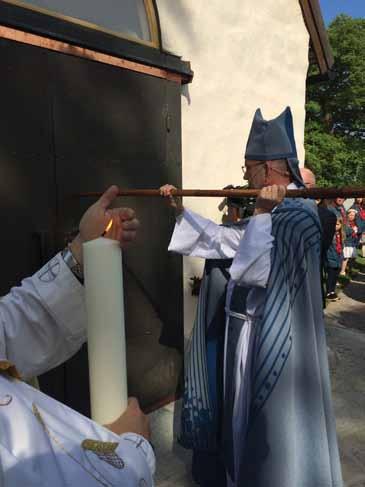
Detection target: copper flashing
<box><xmin>299</xmin><ymin>0</ymin><xmax>334</xmax><ymax>74</ymax></box>
<box><xmin>0</xmin><ymin>25</ymin><xmax>189</xmax><ymax>84</ymax></box>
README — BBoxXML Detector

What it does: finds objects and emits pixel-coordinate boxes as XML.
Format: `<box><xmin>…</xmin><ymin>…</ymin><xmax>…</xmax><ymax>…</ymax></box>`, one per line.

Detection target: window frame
<box><xmin>1</xmin><ymin>0</ymin><xmax>160</xmax><ymax>48</ymax></box>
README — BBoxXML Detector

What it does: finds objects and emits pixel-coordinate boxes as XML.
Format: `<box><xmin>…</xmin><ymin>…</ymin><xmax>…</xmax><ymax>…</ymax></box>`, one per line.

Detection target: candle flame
<box><xmin>105</xmin><ymin>219</ymin><xmax>113</xmax><ymax>233</ymax></box>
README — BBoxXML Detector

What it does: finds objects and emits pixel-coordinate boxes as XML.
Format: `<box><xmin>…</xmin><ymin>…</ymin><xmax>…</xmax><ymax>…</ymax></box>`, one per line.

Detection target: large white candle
<box><xmin>83</xmin><ymin>237</ymin><xmax>128</xmax><ymax>424</ymax></box>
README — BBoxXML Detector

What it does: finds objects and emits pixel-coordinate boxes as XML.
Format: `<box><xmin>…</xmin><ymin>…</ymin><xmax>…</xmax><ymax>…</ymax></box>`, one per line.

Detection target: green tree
<box><xmin>305</xmin><ymin>15</ymin><xmax>365</xmax><ymax>187</ymax></box>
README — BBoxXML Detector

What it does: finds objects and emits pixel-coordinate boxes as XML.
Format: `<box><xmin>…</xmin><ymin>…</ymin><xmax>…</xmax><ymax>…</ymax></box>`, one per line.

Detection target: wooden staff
<box><xmin>76</xmin><ymin>187</ymin><xmax>365</xmax><ymax>199</ymax></box>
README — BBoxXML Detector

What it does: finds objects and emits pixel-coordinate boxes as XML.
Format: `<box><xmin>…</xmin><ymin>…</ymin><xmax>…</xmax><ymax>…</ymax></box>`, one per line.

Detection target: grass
<box><xmin>338</xmin><ymin>273</ymin><xmax>351</xmax><ymax>286</ymax></box>
<box><xmin>354</xmin><ymin>254</ymin><xmax>365</xmax><ymax>272</ymax></box>
<box><xmin>350</xmin><ymin>267</ymin><xmax>359</xmax><ymax>279</ymax></box>
<box><xmin>338</xmin><ymin>253</ymin><xmax>365</xmax><ymax>287</ymax></box>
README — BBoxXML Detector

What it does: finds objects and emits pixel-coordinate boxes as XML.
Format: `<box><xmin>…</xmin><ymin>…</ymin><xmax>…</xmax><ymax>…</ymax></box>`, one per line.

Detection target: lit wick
<box><xmin>105</xmin><ymin>219</ymin><xmax>113</xmax><ymax>233</ymax></box>
<box><xmin>102</xmin><ymin>219</ymin><xmax>113</xmax><ymax>236</ymax></box>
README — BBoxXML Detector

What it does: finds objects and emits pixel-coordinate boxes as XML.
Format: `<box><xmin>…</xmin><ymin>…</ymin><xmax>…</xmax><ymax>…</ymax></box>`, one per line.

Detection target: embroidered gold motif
<box><xmin>32</xmin><ymin>403</ymin><xmax>114</xmax><ymax>486</ymax></box>
<box><xmin>82</xmin><ymin>440</ymin><xmax>125</xmax><ymax>469</ymax></box>
<box><xmin>82</xmin><ymin>440</ymin><xmax>119</xmax><ymax>454</ymax></box>
<box><xmin>0</xmin><ymin>360</ymin><xmax>21</xmax><ymax>380</ymax></box>
<box><xmin>32</xmin><ymin>403</ymin><xmax>46</xmax><ymax>427</ymax></box>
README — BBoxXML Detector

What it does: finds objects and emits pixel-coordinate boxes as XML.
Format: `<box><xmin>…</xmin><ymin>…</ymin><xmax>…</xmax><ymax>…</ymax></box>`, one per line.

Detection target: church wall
<box><xmin>156</xmin><ymin>0</ymin><xmax>310</xmax><ymax>336</ymax></box>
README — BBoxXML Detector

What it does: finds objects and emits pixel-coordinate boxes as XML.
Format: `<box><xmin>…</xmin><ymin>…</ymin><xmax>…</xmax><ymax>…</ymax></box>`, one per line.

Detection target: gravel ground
<box><xmin>326</xmin><ymin>268</ymin><xmax>365</xmax><ymax>487</ymax></box>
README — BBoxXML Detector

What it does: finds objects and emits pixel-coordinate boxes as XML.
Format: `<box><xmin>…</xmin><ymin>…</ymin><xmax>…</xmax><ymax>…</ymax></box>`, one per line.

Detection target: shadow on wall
<box><xmin>181</xmin><ymin>84</ymin><xmax>191</xmax><ymax>105</ymax></box>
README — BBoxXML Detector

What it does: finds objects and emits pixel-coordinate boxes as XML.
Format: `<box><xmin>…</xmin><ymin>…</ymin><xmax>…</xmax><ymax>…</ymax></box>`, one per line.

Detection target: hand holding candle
<box><xmin>69</xmin><ymin>186</ymin><xmax>140</xmax><ymax>425</ymax></box>
<box><xmin>69</xmin><ymin>185</ymin><xmax>140</xmax><ymax>264</ymax></box>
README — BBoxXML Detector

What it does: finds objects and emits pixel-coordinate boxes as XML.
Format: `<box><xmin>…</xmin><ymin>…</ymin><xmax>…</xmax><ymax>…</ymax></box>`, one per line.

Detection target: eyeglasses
<box><xmin>242</xmin><ymin>161</ymin><xmax>265</xmax><ymax>173</ymax></box>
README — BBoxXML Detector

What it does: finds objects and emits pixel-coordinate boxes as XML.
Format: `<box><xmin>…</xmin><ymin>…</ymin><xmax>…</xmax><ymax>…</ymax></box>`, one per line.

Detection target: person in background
<box><xmin>325</xmin><ymin>217</ymin><xmax>345</xmax><ymax>300</ymax></box>
<box><xmin>351</xmin><ymin>198</ymin><xmax>365</xmax><ymax>218</ymax></box>
<box><xmin>334</xmin><ymin>197</ymin><xmax>347</xmax><ymax>223</ymax></box>
<box><xmin>341</xmin><ymin>208</ymin><xmax>361</xmax><ymax>276</ymax></box>
<box><xmin>300</xmin><ymin>167</ymin><xmax>336</xmax><ymax>252</ymax></box>
<box><xmin>219</xmin><ymin>185</ymin><xmax>256</xmax><ymax>224</ymax></box>
<box><xmin>351</xmin><ymin>198</ymin><xmax>365</xmax><ymax>258</ymax></box>
<box><xmin>299</xmin><ymin>167</ymin><xmax>315</xmax><ymax>189</ymax></box>
<box><xmin>300</xmin><ymin>167</ymin><xmax>336</xmax><ymax>306</ymax></box>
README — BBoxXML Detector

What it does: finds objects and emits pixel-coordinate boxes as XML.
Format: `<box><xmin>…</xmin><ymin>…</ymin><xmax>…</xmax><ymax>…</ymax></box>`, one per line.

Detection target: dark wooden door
<box><xmin>48</xmin><ymin>50</ymin><xmax>184</xmax><ymax>413</ymax></box>
<box><xmin>0</xmin><ymin>38</ymin><xmax>57</xmax><ymax>294</ymax></box>
<box><xmin>0</xmin><ymin>39</ymin><xmax>183</xmax><ymax>414</ymax></box>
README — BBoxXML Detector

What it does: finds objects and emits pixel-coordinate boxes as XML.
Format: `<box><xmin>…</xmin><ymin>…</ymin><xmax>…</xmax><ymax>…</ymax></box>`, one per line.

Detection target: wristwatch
<box><xmin>61</xmin><ymin>246</ymin><xmax>84</xmax><ymax>284</ymax></box>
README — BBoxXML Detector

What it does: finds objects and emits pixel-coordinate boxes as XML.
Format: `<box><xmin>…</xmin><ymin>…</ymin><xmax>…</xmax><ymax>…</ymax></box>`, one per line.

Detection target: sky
<box><xmin>319</xmin><ymin>0</ymin><xmax>364</xmax><ymax>25</ymax></box>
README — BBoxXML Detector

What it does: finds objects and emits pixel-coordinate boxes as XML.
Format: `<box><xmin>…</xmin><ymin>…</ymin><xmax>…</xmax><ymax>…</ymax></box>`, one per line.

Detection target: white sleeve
<box><xmin>168</xmin><ymin>208</ymin><xmax>244</xmax><ymax>259</ymax></box>
<box><xmin>116</xmin><ymin>433</ymin><xmax>155</xmax><ymax>485</ymax></box>
<box><xmin>0</xmin><ymin>253</ymin><xmax>87</xmax><ymax>379</ymax></box>
<box><xmin>229</xmin><ymin>213</ymin><xmax>274</xmax><ymax>288</ymax></box>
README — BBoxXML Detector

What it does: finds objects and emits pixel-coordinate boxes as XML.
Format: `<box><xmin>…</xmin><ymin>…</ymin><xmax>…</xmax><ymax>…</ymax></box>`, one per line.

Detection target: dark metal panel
<box><xmin>0</xmin><ymin>38</ymin><xmax>57</xmax><ymax>294</ymax></box>
<box><xmin>47</xmin><ymin>50</ymin><xmax>183</xmax><ymax>412</ymax></box>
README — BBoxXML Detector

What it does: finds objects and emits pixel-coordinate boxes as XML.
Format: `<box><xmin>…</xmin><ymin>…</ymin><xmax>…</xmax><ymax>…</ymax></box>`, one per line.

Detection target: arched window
<box><xmin>5</xmin><ymin>0</ymin><xmax>160</xmax><ymax>47</ymax></box>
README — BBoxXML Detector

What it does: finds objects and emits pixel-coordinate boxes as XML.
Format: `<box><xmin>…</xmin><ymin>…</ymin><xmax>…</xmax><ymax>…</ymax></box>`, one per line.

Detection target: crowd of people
<box><xmin>293</xmin><ymin>168</ymin><xmax>365</xmax><ymax>302</ymax></box>
<box><xmin>320</xmin><ymin>197</ymin><xmax>365</xmax><ymax>300</ymax></box>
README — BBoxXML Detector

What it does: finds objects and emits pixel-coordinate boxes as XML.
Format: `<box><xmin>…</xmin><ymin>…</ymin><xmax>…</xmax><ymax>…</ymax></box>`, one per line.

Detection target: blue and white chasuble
<box><xmin>239</xmin><ymin>199</ymin><xmax>343</xmax><ymax>487</ymax></box>
<box><xmin>171</xmin><ymin>199</ymin><xmax>343</xmax><ymax>487</ymax></box>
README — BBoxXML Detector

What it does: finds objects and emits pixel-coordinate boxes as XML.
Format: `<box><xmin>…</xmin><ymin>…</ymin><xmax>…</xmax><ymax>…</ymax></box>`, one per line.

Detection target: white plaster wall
<box><xmin>156</xmin><ymin>0</ymin><xmax>310</xmax><ymax>335</ymax></box>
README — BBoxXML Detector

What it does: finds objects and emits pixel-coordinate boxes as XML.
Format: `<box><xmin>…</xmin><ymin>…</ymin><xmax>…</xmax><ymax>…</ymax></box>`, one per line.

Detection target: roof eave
<box><xmin>299</xmin><ymin>0</ymin><xmax>334</xmax><ymax>75</ymax></box>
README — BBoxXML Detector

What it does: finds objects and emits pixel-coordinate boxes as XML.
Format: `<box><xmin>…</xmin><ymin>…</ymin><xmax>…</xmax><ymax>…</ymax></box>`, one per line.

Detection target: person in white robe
<box><xmin>160</xmin><ymin>179</ymin><xmax>287</xmax><ymax>485</ymax></box>
<box><xmin>0</xmin><ymin>185</ymin><xmax>155</xmax><ymax>487</ymax></box>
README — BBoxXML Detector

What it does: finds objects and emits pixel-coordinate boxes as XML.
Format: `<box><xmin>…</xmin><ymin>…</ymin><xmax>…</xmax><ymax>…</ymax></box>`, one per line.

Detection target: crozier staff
<box><xmin>0</xmin><ymin>185</ymin><xmax>155</xmax><ymax>486</ymax></box>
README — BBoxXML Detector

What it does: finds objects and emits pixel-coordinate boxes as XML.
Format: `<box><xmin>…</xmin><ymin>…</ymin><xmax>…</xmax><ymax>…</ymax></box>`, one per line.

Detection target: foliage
<box><xmin>305</xmin><ymin>15</ymin><xmax>365</xmax><ymax>186</ymax></box>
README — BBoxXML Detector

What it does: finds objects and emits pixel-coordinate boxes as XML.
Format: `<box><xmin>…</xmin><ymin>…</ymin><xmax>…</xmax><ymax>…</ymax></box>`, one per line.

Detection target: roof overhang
<box><xmin>299</xmin><ymin>0</ymin><xmax>334</xmax><ymax>76</ymax></box>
